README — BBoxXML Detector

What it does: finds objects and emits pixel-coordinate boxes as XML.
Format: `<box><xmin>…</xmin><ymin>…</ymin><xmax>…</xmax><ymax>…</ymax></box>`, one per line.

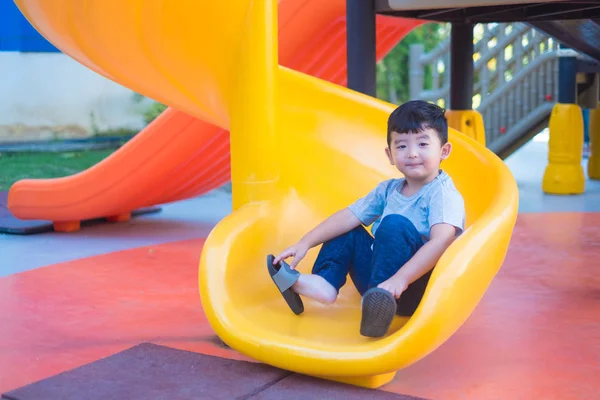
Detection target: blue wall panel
<box><xmin>0</xmin><ymin>1</ymin><xmax>60</xmax><ymax>52</ymax></box>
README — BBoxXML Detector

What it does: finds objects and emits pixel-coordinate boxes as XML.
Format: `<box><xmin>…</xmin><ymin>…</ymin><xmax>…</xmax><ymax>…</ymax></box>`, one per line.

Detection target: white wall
<box><xmin>0</xmin><ymin>52</ymin><xmax>151</xmax><ymax>142</ymax></box>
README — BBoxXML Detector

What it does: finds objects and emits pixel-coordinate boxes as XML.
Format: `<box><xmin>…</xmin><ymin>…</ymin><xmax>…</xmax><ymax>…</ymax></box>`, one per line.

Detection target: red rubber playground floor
<box><xmin>1</xmin><ymin>212</ymin><xmax>599</xmax><ymax>399</ymax></box>
<box><xmin>2</xmin><ymin>140</ymin><xmax>600</xmax><ymax>399</ymax></box>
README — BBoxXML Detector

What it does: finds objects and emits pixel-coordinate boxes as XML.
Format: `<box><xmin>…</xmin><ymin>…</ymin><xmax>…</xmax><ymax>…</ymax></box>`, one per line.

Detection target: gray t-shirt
<box><xmin>348</xmin><ymin>170</ymin><xmax>465</xmax><ymax>242</ymax></box>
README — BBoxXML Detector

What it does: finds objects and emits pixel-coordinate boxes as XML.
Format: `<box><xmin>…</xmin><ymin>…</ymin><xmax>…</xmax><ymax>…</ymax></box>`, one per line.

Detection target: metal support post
<box><xmin>346</xmin><ymin>0</ymin><xmax>377</xmax><ymax>97</ymax></box>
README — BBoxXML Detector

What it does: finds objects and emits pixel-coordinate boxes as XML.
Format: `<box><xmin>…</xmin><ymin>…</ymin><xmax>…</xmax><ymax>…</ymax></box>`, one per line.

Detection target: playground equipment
<box><xmin>7</xmin><ymin>0</ymin><xmax>420</xmax><ymax>231</ymax></box>
<box><xmin>410</xmin><ymin>22</ymin><xmax>559</xmax><ymax>158</ymax></box>
<box><xmin>383</xmin><ymin>0</ymin><xmax>600</xmax><ymax>197</ymax></box>
<box><xmin>9</xmin><ymin>1</ymin><xmax>600</xmax><ymax>223</ymax></box>
<box><xmin>11</xmin><ymin>0</ymin><xmax>520</xmax><ymax>388</ymax></box>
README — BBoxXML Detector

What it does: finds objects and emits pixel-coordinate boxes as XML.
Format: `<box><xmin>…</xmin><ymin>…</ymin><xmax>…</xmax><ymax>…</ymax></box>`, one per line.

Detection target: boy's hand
<box><xmin>273</xmin><ymin>242</ymin><xmax>309</xmax><ymax>269</ymax></box>
<box><xmin>377</xmin><ymin>276</ymin><xmax>409</xmax><ymax>299</ymax></box>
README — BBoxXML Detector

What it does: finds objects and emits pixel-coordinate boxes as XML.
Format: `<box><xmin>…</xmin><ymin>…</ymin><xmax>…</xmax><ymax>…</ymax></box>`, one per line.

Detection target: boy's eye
<box><xmin>419</xmin><ymin>143</ymin><xmax>428</xmax><ymax>147</ymax></box>
<box><xmin>397</xmin><ymin>145</ymin><xmax>406</xmax><ymax>149</ymax></box>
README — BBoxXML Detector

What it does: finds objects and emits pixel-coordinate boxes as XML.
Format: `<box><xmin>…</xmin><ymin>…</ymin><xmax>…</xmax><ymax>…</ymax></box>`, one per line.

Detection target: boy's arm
<box><xmin>379</xmin><ymin>183</ymin><xmax>465</xmax><ymax>298</ymax></box>
<box><xmin>378</xmin><ymin>223</ymin><xmax>457</xmax><ymax>298</ymax></box>
<box><xmin>274</xmin><ymin>180</ymin><xmax>391</xmax><ymax>268</ymax></box>
<box><xmin>299</xmin><ymin>208</ymin><xmax>362</xmax><ymax>249</ymax></box>
<box><xmin>273</xmin><ymin>208</ymin><xmax>362</xmax><ymax>268</ymax></box>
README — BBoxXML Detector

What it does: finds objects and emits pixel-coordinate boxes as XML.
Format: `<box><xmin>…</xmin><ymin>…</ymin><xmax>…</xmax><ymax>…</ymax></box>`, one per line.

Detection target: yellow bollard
<box><xmin>445</xmin><ymin>109</ymin><xmax>486</xmax><ymax>146</ymax></box>
<box><xmin>587</xmin><ymin>107</ymin><xmax>600</xmax><ymax>179</ymax></box>
<box><xmin>542</xmin><ymin>103</ymin><xmax>585</xmax><ymax>194</ymax></box>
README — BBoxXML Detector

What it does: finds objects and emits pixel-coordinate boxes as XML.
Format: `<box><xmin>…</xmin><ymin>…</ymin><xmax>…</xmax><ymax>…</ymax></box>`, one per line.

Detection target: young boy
<box><xmin>268</xmin><ymin>100</ymin><xmax>465</xmax><ymax>338</ymax></box>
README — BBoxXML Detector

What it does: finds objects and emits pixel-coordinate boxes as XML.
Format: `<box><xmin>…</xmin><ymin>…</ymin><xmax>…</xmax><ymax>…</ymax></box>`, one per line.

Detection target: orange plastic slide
<box><xmin>8</xmin><ymin>0</ymin><xmax>422</xmax><ymax>230</ymax></box>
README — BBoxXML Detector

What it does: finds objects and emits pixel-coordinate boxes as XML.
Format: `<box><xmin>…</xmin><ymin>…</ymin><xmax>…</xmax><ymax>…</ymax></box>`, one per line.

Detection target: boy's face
<box><xmin>385</xmin><ymin>128</ymin><xmax>451</xmax><ymax>181</ymax></box>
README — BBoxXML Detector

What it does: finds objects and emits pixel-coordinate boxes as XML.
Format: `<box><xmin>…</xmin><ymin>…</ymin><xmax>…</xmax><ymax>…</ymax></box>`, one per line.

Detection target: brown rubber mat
<box><xmin>2</xmin><ymin>343</ymin><xmax>429</xmax><ymax>400</ymax></box>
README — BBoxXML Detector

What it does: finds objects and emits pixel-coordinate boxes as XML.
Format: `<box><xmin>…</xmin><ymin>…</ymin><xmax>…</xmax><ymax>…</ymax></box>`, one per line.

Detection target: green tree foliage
<box><xmin>141</xmin><ymin>102</ymin><xmax>168</xmax><ymax>125</ymax></box>
<box><xmin>132</xmin><ymin>93</ymin><xmax>168</xmax><ymax>125</ymax></box>
<box><xmin>376</xmin><ymin>23</ymin><xmax>448</xmax><ymax>104</ymax></box>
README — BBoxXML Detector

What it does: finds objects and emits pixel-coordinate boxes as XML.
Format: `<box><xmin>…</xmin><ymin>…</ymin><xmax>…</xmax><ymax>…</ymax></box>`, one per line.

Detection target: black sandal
<box><xmin>266</xmin><ymin>254</ymin><xmax>304</xmax><ymax>315</ymax></box>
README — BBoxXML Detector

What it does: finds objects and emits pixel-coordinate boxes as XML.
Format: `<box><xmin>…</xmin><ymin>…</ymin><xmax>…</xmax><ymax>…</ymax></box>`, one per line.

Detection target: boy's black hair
<box><xmin>387</xmin><ymin>100</ymin><xmax>448</xmax><ymax>147</ymax></box>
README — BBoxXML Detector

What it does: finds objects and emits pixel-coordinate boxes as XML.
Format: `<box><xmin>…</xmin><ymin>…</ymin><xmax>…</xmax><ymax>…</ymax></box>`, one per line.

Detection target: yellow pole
<box><xmin>445</xmin><ymin>109</ymin><xmax>486</xmax><ymax>146</ymax></box>
<box><xmin>542</xmin><ymin>104</ymin><xmax>585</xmax><ymax>194</ymax></box>
<box><xmin>229</xmin><ymin>0</ymin><xmax>278</xmax><ymax>210</ymax></box>
<box><xmin>588</xmin><ymin>107</ymin><xmax>600</xmax><ymax>179</ymax></box>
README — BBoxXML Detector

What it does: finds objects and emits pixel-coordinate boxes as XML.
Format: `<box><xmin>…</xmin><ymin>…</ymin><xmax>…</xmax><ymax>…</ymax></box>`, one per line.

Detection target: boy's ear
<box><xmin>440</xmin><ymin>142</ymin><xmax>452</xmax><ymax>160</ymax></box>
<box><xmin>385</xmin><ymin>147</ymin><xmax>394</xmax><ymax>165</ymax></box>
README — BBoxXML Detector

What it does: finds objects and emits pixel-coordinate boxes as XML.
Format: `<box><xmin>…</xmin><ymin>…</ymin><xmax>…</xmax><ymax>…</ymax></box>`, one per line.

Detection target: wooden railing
<box><xmin>410</xmin><ymin>23</ymin><xmax>558</xmax><ymax>154</ymax></box>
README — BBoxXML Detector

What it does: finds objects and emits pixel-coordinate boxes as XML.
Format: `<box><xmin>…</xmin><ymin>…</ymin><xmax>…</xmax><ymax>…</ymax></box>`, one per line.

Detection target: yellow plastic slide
<box><xmin>14</xmin><ymin>0</ymin><xmax>518</xmax><ymax>388</ymax></box>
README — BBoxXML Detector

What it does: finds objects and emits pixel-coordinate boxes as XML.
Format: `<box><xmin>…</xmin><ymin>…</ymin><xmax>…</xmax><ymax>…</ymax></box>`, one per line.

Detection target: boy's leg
<box><xmin>369</xmin><ymin>214</ymin><xmax>427</xmax><ymax>316</ymax></box>
<box><xmin>311</xmin><ymin>225</ymin><xmax>374</xmax><ymax>294</ymax></box>
<box><xmin>395</xmin><ymin>269</ymin><xmax>432</xmax><ymax>316</ymax></box>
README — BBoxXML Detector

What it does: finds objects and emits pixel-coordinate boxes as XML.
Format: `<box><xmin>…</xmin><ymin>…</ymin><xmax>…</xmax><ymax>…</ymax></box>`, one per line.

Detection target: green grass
<box><xmin>0</xmin><ymin>149</ymin><xmax>114</xmax><ymax>191</ymax></box>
